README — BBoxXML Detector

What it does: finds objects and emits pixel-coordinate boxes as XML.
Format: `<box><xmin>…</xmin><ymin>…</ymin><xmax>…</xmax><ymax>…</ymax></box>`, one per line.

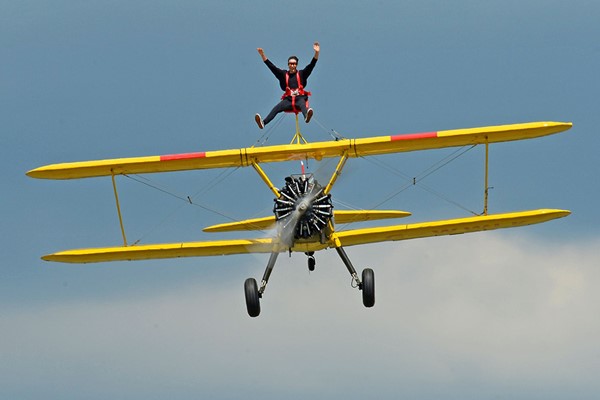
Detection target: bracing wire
<box><xmin>333</xmin><ymin>145</ymin><xmax>480</xmax><ymax>232</ymax></box>
<box><xmin>122</xmin><ymin>111</ymin><xmax>480</xmax><ymax>243</ymax></box>
<box><xmin>293</xmin><ymin>115</ymin><xmax>480</xmax><ymax>222</ymax></box>
<box><xmin>122</xmin><ymin>167</ymin><xmax>243</xmax><ymax>245</ymax></box>
<box><xmin>252</xmin><ymin>114</ymin><xmax>285</xmax><ymax>147</ymax></box>
<box><xmin>332</xmin><ymin>198</ymin><xmax>362</xmax><ymax>211</ymax></box>
<box><xmin>124</xmin><ymin>169</ymin><xmax>239</xmax><ymax>221</ymax></box>
<box><xmin>365</xmin><ymin>145</ymin><xmax>479</xmax><ymax>213</ymax></box>
<box><xmin>312</xmin><ymin>116</ymin><xmax>345</xmax><ymax>141</ymax></box>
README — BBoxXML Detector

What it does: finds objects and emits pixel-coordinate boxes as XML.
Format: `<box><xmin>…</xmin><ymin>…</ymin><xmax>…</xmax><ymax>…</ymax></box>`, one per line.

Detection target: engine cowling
<box><xmin>273</xmin><ymin>175</ymin><xmax>333</xmax><ymax>241</ymax></box>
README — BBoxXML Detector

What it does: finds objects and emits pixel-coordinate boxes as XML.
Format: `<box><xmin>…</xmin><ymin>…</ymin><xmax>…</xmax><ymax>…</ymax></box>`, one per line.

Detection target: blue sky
<box><xmin>2</xmin><ymin>0</ymin><xmax>599</xmax><ymax>399</ymax></box>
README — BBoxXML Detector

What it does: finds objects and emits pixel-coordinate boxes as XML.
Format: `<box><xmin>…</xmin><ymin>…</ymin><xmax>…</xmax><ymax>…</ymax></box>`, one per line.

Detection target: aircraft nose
<box><xmin>297</xmin><ymin>199</ymin><xmax>310</xmax><ymax>213</ymax></box>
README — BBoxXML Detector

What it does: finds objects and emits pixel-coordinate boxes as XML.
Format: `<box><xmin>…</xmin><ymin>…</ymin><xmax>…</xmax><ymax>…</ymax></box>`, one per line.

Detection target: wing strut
<box><xmin>324</xmin><ymin>151</ymin><xmax>349</xmax><ymax>195</ymax></box>
<box><xmin>251</xmin><ymin>161</ymin><xmax>280</xmax><ymax>197</ymax></box>
<box><xmin>111</xmin><ymin>172</ymin><xmax>128</xmax><ymax>246</ymax></box>
<box><xmin>483</xmin><ymin>142</ymin><xmax>490</xmax><ymax>215</ymax></box>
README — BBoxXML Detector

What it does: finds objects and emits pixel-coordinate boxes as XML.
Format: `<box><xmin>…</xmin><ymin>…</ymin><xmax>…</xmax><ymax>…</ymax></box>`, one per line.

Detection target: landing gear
<box><xmin>244</xmin><ymin>278</ymin><xmax>260</xmax><ymax>317</ymax></box>
<box><xmin>244</xmin><ymin>173</ymin><xmax>375</xmax><ymax>317</ymax></box>
<box><xmin>306</xmin><ymin>251</ymin><xmax>316</xmax><ymax>271</ymax></box>
<box><xmin>244</xmin><ymin>248</ymin><xmax>374</xmax><ymax>317</ymax></box>
<box><xmin>336</xmin><ymin>246</ymin><xmax>375</xmax><ymax>308</ymax></box>
<box><xmin>244</xmin><ymin>252</ymin><xmax>279</xmax><ymax>317</ymax></box>
<box><xmin>361</xmin><ymin>268</ymin><xmax>375</xmax><ymax>307</ymax></box>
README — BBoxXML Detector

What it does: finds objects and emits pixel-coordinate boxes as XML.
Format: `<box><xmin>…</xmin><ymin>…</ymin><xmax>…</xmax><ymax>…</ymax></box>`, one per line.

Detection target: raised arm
<box><xmin>257</xmin><ymin>47</ymin><xmax>268</xmax><ymax>62</ymax></box>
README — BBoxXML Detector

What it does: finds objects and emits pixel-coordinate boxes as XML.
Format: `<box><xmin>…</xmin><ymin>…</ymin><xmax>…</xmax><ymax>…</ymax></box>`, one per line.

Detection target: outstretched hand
<box><xmin>313</xmin><ymin>42</ymin><xmax>320</xmax><ymax>53</ymax></box>
<box><xmin>257</xmin><ymin>48</ymin><xmax>267</xmax><ymax>61</ymax></box>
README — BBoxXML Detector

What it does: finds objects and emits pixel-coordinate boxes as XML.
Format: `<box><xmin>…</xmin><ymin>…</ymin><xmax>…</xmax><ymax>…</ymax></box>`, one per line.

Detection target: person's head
<box><xmin>287</xmin><ymin>56</ymin><xmax>298</xmax><ymax>73</ymax></box>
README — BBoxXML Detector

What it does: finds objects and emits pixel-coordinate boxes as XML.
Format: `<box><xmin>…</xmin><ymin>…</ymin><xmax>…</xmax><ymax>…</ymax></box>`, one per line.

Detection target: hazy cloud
<box><xmin>2</xmin><ymin>233</ymin><xmax>599</xmax><ymax>399</ymax></box>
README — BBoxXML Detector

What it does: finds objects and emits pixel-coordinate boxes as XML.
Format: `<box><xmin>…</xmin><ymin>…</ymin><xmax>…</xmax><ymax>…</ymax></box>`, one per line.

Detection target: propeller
<box><xmin>273</xmin><ymin>175</ymin><xmax>333</xmax><ymax>247</ymax></box>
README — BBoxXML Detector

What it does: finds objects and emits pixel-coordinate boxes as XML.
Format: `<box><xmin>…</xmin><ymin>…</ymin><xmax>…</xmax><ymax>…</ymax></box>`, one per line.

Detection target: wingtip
<box><xmin>549</xmin><ymin>121</ymin><xmax>573</xmax><ymax>131</ymax></box>
<box><xmin>560</xmin><ymin>121</ymin><xmax>573</xmax><ymax>130</ymax></box>
<box><xmin>540</xmin><ymin>208</ymin><xmax>571</xmax><ymax>220</ymax></box>
<box><xmin>26</xmin><ymin>165</ymin><xmax>55</xmax><ymax>180</ymax></box>
<box><xmin>41</xmin><ymin>254</ymin><xmax>56</xmax><ymax>262</ymax></box>
<box><xmin>26</xmin><ymin>168</ymin><xmax>39</xmax><ymax>178</ymax></box>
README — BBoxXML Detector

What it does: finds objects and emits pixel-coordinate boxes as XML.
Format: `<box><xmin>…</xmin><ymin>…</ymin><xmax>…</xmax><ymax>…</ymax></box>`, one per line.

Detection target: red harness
<box><xmin>281</xmin><ymin>71</ymin><xmax>311</xmax><ymax>114</ymax></box>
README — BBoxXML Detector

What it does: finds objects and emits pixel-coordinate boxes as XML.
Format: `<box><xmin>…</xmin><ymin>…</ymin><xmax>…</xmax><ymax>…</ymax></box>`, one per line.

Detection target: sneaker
<box><xmin>305</xmin><ymin>108</ymin><xmax>314</xmax><ymax>124</ymax></box>
<box><xmin>255</xmin><ymin>113</ymin><xmax>264</xmax><ymax>129</ymax></box>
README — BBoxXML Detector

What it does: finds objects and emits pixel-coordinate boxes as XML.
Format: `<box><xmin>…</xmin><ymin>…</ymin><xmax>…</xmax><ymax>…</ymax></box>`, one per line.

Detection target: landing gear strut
<box><xmin>336</xmin><ymin>247</ymin><xmax>375</xmax><ymax>307</ymax></box>
<box><xmin>244</xmin><ymin>172</ymin><xmax>375</xmax><ymax>317</ymax></box>
<box><xmin>245</xmin><ymin>248</ymin><xmax>375</xmax><ymax>317</ymax></box>
<box><xmin>244</xmin><ymin>252</ymin><xmax>279</xmax><ymax>317</ymax></box>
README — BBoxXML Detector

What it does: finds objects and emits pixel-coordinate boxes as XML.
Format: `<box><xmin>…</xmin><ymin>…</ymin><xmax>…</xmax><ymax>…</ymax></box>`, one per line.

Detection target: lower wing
<box><xmin>42</xmin><ymin>209</ymin><xmax>569</xmax><ymax>263</ymax></box>
<box><xmin>202</xmin><ymin>210</ymin><xmax>412</xmax><ymax>232</ymax></box>
<box><xmin>334</xmin><ymin>209</ymin><xmax>570</xmax><ymax>246</ymax></box>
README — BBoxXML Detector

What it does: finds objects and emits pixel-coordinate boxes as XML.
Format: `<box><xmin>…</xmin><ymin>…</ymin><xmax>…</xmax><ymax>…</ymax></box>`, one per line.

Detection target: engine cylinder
<box><xmin>273</xmin><ymin>175</ymin><xmax>333</xmax><ymax>240</ymax></box>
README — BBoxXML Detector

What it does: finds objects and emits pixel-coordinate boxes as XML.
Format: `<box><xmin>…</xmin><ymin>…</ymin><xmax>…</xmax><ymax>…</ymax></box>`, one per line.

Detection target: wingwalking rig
<box><xmin>26</xmin><ymin>120</ymin><xmax>573</xmax><ymax>318</ymax></box>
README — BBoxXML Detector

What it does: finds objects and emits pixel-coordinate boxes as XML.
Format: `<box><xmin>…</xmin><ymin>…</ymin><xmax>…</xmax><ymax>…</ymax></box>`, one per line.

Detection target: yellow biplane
<box><xmin>27</xmin><ymin>120</ymin><xmax>572</xmax><ymax>317</ymax></box>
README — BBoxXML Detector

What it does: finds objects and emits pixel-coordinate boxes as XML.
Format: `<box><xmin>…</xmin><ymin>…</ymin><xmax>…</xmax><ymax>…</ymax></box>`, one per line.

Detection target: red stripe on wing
<box><xmin>390</xmin><ymin>132</ymin><xmax>438</xmax><ymax>141</ymax></box>
<box><xmin>160</xmin><ymin>152</ymin><xmax>206</xmax><ymax>161</ymax></box>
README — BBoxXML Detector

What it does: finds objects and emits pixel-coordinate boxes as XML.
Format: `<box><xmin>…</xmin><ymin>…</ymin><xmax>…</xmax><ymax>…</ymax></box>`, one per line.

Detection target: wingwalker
<box><xmin>27</xmin><ymin>120</ymin><xmax>572</xmax><ymax>317</ymax></box>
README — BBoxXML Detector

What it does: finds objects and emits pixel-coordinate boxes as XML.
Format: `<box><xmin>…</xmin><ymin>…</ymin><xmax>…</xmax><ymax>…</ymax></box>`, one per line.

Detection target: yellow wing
<box><xmin>333</xmin><ymin>208</ymin><xmax>570</xmax><ymax>247</ymax></box>
<box><xmin>43</xmin><ymin>238</ymin><xmax>281</xmax><ymax>264</ymax></box>
<box><xmin>202</xmin><ymin>210</ymin><xmax>412</xmax><ymax>232</ymax></box>
<box><xmin>42</xmin><ymin>209</ymin><xmax>569</xmax><ymax>263</ymax></box>
<box><xmin>27</xmin><ymin>121</ymin><xmax>571</xmax><ymax>180</ymax></box>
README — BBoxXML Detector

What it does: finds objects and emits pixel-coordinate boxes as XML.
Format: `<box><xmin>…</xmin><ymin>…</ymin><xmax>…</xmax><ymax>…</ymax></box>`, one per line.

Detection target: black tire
<box><xmin>308</xmin><ymin>256</ymin><xmax>316</xmax><ymax>271</ymax></box>
<box><xmin>362</xmin><ymin>268</ymin><xmax>375</xmax><ymax>308</ymax></box>
<box><xmin>244</xmin><ymin>278</ymin><xmax>261</xmax><ymax>317</ymax></box>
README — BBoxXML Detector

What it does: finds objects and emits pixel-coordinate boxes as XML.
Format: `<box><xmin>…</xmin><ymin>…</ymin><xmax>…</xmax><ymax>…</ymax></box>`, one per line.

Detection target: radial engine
<box><xmin>273</xmin><ymin>175</ymin><xmax>334</xmax><ymax>243</ymax></box>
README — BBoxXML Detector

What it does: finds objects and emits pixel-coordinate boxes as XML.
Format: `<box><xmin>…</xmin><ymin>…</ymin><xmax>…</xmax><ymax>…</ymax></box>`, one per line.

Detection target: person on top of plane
<box><xmin>254</xmin><ymin>42</ymin><xmax>320</xmax><ymax>129</ymax></box>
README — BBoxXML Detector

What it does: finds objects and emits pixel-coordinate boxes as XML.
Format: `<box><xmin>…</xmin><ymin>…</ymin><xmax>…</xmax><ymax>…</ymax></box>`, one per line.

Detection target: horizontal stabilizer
<box><xmin>202</xmin><ymin>210</ymin><xmax>412</xmax><ymax>232</ymax></box>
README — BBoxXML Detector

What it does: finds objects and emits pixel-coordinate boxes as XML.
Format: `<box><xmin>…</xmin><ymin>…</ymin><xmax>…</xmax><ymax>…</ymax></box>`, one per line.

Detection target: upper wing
<box><xmin>27</xmin><ymin>121</ymin><xmax>571</xmax><ymax>180</ymax></box>
<box><xmin>42</xmin><ymin>209</ymin><xmax>569</xmax><ymax>263</ymax></box>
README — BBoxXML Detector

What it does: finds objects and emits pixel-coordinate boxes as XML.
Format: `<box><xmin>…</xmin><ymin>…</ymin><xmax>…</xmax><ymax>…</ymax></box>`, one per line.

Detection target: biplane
<box><xmin>27</xmin><ymin>120</ymin><xmax>572</xmax><ymax>317</ymax></box>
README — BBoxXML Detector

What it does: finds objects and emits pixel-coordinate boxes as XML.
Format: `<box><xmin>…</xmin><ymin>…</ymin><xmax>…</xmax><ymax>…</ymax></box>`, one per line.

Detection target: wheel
<box><xmin>361</xmin><ymin>268</ymin><xmax>375</xmax><ymax>308</ymax></box>
<box><xmin>244</xmin><ymin>278</ymin><xmax>261</xmax><ymax>317</ymax></box>
<box><xmin>308</xmin><ymin>255</ymin><xmax>316</xmax><ymax>271</ymax></box>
